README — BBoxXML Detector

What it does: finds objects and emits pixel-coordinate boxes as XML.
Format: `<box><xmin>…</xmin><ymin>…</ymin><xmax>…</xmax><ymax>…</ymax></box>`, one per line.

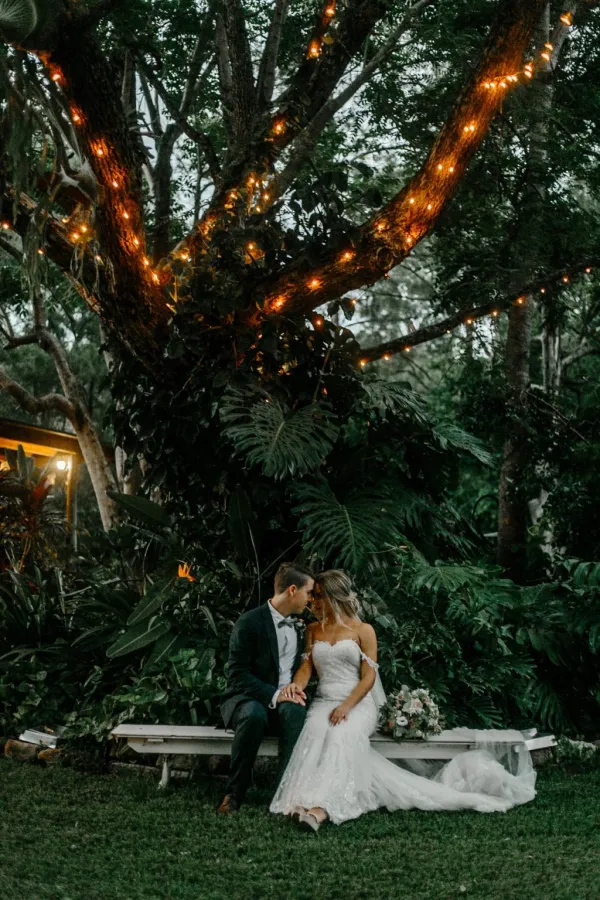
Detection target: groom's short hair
<box><xmin>274</xmin><ymin>562</ymin><xmax>314</xmax><ymax>594</ymax></box>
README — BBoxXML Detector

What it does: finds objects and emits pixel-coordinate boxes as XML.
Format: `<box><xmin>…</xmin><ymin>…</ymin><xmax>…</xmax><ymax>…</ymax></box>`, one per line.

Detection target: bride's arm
<box><xmin>287</xmin><ymin>624</ymin><xmax>316</xmax><ymax>693</ymax></box>
<box><xmin>329</xmin><ymin>623</ymin><xmax>378</xmax><ymax>726</ymax></box>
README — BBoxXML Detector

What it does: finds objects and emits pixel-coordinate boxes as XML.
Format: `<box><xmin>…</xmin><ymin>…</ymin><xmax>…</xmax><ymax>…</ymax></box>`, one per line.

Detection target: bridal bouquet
<box><xmin>379</xmin><ymin>685</ymin><xmax>444</xmax><ymax>740</ymax></box>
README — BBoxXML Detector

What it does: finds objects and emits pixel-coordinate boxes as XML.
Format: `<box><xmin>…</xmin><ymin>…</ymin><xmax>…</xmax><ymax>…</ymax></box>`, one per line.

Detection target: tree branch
<box><xmin>0</xmin><ymin>366</ymin><xmax>75</xmax><ymax>419</ymax></box>
<box><xmin>276</xmin><ymin>0</ymin><xmax>435</xmax><ymax>198</ymax></box>
<box><xmin>136</xmin><ymin>58</ymin><xmax>220</xmax><ymax>183</ymax></box>
<box><xmin>252</xmin><ymin>0</ymin><xmax>550</xmax><ymax>320</ymax></box>
<box><xmin>221</xmin><ymin>0</ymin><xmax>257</xmax><ymax>153</ymax></box>
<box><xmin>359</xmin><ymin>260</ymin><xmax>600</xmax><ymax>363</ymax></box>
<box><xmin>256</xmin><ymin>0</ymin><xmax>289</xmax><ymax>111</ymax></box>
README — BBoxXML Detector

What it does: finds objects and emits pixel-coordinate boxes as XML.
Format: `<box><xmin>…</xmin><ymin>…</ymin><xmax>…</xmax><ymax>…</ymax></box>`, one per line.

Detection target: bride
<box><xmin>270</xmin><ymin>570</ymin><xmax>537</xmax><ymax>831</ymax></box>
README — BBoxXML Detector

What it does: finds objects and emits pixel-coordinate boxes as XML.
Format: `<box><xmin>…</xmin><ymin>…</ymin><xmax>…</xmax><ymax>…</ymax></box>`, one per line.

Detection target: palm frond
<box><xmin>292</xmin><ymin>482</ymin><xmax>406</xmax><ymax>570</ymax></box>
<box><xmin>430</xmin><ymin>422</ymin><xmax>492</xmax><ymax>465</ymax></box>
<box><xmin>221</xmin><ymin>387</ymin><xmax>338</xmax><ymax>480</ymax></box>
<box><xmin>359</xmin><ymin>381</ymin><xmax>430</xmax><ymax>425</ymax></box>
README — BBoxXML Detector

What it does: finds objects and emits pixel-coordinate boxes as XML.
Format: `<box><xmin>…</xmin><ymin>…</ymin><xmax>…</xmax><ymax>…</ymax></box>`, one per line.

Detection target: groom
<box><xmin>217</xmin><ymin>562</ymin><xmax>315</xmax><ymax>814</ymax></box>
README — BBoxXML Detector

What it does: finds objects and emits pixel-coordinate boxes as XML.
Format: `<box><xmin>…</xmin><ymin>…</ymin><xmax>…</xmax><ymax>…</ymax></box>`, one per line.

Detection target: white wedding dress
<box><xmin>270</xmin><ymin>639</ymin><xmax>536</xmax><ymax>825</ymax></box>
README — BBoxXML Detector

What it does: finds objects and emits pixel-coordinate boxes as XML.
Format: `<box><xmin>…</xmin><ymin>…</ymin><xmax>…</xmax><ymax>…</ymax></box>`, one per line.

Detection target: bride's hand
<box><xmin>329</xmin><ymin>702</ymin><xmax>351</xmax><ymax>726</ymax></box>
<box><xmin>278</xmin><ymin>683</ymin><xmax>307</xmax><ymax>704</ymax></box>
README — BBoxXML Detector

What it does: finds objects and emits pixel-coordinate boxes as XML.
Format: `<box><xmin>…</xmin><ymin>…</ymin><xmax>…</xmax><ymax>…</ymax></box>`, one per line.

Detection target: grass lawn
<box><xmin>1</xmin><ymin>759</ymin><xmax>599</xmax><ymax>900</ymax></box>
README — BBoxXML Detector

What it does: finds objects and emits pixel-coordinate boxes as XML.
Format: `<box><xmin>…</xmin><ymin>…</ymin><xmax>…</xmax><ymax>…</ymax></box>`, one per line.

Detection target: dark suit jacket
<box><xmin>220</xmin><ymin>603</ymin><xmax>304</xmax><ymax>728</ymax></box>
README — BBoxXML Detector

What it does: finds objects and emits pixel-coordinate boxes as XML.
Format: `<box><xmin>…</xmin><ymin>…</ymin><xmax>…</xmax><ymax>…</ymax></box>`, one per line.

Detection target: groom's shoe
<box><xmin>216</xmin><ymin>794</ymin><xmax>239</xmax><ymax>815</ymax></box>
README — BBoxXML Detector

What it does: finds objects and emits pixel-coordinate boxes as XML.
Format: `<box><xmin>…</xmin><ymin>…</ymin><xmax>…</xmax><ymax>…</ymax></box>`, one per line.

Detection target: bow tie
<box><xmin>277</xmin><ymin>617</ymin><xmax>296</xmax><ymax>629</ymax></box>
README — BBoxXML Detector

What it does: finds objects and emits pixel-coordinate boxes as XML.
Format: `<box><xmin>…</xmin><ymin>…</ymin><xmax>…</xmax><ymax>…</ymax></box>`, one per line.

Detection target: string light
<box><xmin>308</xmin><ymin>41</ymin><xmax>321</xmax><ymax>58</ymax></box>
<box><xmin>341</xmin><ymin>250</ymin><xmax>355</xmax><ymax>262</ymax></box>
<box><xmin>1</xmin><ymin>221</ymin><xmax>9</xmax><ymax>230</ymax></box>
<box><xmin>314</xmin><ymin>315</ymin><xmax>324</xmax><ymax>328</ymax></box>
<box><xmin>560</xmin><ymin>11</ymin><xmax>573</xmax><ymax>26</ymax></box>
<box><xmin>308</xmin><ymin>278</ymin><xmax>321</xmax><ymax>289</ymax></box>
<box><xmin>325</xmin><ymin>4</ymin><xmax>335</xmax><ymax>15</ymax></box>
<box><xmin>37</xmin><ymin>248</ymin><xmax>45</xmax><ymax>255</ymax></box>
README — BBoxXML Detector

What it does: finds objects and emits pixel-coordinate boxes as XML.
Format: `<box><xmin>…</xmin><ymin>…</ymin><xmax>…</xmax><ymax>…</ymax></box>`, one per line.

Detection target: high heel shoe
<box><xmin>298</xmin><ymin>812</ymin><xmax>321</xmax><ymax>833</ymax></box>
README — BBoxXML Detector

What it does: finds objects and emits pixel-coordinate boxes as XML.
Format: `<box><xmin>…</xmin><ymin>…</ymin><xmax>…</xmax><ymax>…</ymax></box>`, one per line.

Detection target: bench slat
<box><xmin>110</xmin><ymin>723</ymin><xmax>556</xmax><ymax>761</ymax></box>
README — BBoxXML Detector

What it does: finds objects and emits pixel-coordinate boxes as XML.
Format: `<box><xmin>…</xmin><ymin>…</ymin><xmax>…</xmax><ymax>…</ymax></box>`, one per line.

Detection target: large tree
<box><xmin>1</xmin><ymin>0</ymin><xmax>591</xmax><ymax>570</ymax></box>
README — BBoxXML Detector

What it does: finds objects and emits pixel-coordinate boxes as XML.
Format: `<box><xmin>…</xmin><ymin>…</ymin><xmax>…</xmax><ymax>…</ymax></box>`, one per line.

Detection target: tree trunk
<box><xmin>70</xmin><ymin>414</ymin><xmax>117</xmax><ymax>531</ymax></box>
<box><xmin>497</xmin><ymin>5</ymin><xmax>552</xmax><ymax>581</ymax></box>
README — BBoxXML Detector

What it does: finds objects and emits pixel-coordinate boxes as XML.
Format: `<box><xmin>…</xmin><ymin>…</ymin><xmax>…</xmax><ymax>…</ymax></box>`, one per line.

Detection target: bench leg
<box><xmin>158</xmin><ymin>755</ymin><xmax>172</xmax><ymax>790</ymax></box>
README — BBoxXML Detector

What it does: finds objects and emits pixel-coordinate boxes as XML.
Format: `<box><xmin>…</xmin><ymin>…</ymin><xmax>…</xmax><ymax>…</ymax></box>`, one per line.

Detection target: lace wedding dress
<box><xmin>270</xmin><ymin>639</ymin><xmax>537</xmax><ymax>825</ymax></box>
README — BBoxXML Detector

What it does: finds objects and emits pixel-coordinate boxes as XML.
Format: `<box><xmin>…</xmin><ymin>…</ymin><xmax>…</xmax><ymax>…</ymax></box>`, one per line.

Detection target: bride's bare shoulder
<box><xmin>357</xmin><ymin>621</ymin><xmax>377</xmax><ymax>642</ymax></box>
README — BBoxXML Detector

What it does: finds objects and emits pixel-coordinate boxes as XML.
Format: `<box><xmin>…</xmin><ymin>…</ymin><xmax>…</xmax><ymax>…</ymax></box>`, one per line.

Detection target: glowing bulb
<box><xmin>56</xmin><ymin>459</ymin><xmax>67</xmax><ymax>471</ymax></box>
<box><xmin>143</xmin><ymin>257</ymin><xmax>150</xmax><ymax>266</ymax></box>
<box><xmin>359</xmin><ymin>359</ymin><xmax>367</xmax><ymax>368</ymax></box>
<box><xmin>544</xmin><ymin>42</ymin><xmax>553</xmax><ymax>51</ymax></box>
<box><xmin>80</xmin><ymin>225</ymin><xmax>88</xmax><ymax>233</ymax></box>
<box><xmin>96</xmin><ymin>148</ymin><xmax>104</xmax><ymax>157</ymax></box>
<box><xmin>406</xmin><ymin>236</ymin><xmax>413</xmax><ymax>245</ymax></box>
<box><xmin>541</xmin><ymin>51</ymin><xmax>550</xmax><ymax>61</ymax></box>
<box><xmin>325</xmin><ymin>5</ymin><xmax>335</xmax><ymax>15</ymax></box>
<box><xmin>437</xmin><ymin>164</ymin><xmax>443</xmax><ymax>171</ymax></box>
<box><xmin>71</xmin><ymin>232</ymin><xmax>80</xmax><ymax>241</ymax></box>
<box><xmin>152</xmin><ymin>272</ymin><xmax>160</xmax><ymax>283</ymax></box>
<box><xmin>586</xmin><ymin>267</ymin><xmax>592</xmax><ymax>274</ymax></box>
<box><xmin>492</xmin><ymin>310</ymin><xmax>499</xmax><ymax>317</ymax></box>
<box><xmin>427</xmin><ymin>203</ymin><xmax>432</xmax><ymax>210</ymax></box>
<box><xmin>72</xmin><ymin>112</ymin><xmax>81</xmax><ymax>123</ymax></box>
<box><xmin>271</xmin><ymin>296</ymin><xmax>285</xmax><ymax>311</ymax></box>
<box><xmin>37</xmin><ymin>248</ymin><xmax>45</xmax><ymax>255</ymax></box>
<box><xmin>133</xmin><ymin>237</ymin><xmax>140</xmax><ymax>247</ymax></box>
<box><xmin>540</xmin><ymin>287</ymin><xmax>546</xmax><ymax>294</ymax></box>
<box><xmin>263</xmin><ymin>192</ymin><xmax>270</xmax><ymax>201</ymax></box>
<box><xmin>112</xmin><ymin>180</ymin><xmax>119</xmax><ymax>188</ymax></box>
<box><xmin>314</xmin><ymin>316</ymin><xmax>324</xmax><ymax>327</ymax></box>
<box><xmin>1</xmin><ymin>221</ymin><xmax>9</xmax><ymax>230</ymax></box>
<box><xmin>308</xmin><ymin>41</ymin><xmax>321</xmax><ymax>58</ymax></box>
<box><xmin>341</xmin><ymin>250</ymin><xmax>354</xmax><ymax>262</ymax></box>
<box><xmin>465</xmin><ymin>317</ymin><xmax>473</xmax><ymax>325</ymax></box>
<box><xmin>51</xmin><ymin>73</ymin><xmax>61</xmax><ymax>82</ymax></box>
<box><xmin>449</xmin><ymin>166</ymin><xmax>455</xmax><ymax>173</ymax></box>
<box><xmin>403</xmin><ymin>347</ymin><xmax>411</xmax><ymax>353</ymax></box>
<box><xmin>95</xmin><ymin>255</ymin><xmax>102</xmax><ymax>262</ymax></box>
<box><xmin>383</xmin><ymin>354</ymin><xmax>390</xmax><ymax>361</ymax></box>
<box><xmin>517</xmin><ymin>296</ymin><xmax>525</xmax><ymax>304</ymax></box>
<box><xmin>376</xmin><ymin>222</ymin><xmax>386</xmax><ymax>232</ymax></box>
<box><xmin>409</xmin><ymin>197</ymin><xmax>415</xmax><ymax>204</ymax></box>
<box><xmin>123</xmin><ymin>211</ymin><xmax>130</xmax><ymax>220</ymax></box>
<box><xmin>272</xmin><ymin>120</ymin><xmax>285</xmax><ymax>135</ymax></box>
<box><xmin>308</xmin><ymin>278</ymin><xmax>321</xmax><ymax>290</ymax></box>
<box><xmin>560</xmin><ymin>11</ymin><xmax>573</xmax><ymax>26</ymax></box>
<box><xmin>562</xmin><ymin>276</ymin><xmax>569</xmax><ymax>283</ymax></box>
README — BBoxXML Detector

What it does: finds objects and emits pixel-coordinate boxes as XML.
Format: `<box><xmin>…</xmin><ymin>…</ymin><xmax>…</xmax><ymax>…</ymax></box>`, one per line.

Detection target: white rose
<box><xmin>397</xmin><ymin>715</ymin><xmax>408</xmax><ymax>726</ymax></box>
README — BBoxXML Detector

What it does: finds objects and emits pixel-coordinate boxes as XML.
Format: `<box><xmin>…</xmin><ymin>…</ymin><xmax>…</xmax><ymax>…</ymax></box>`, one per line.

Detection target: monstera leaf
<box><xmin>221</xmin><ymin>387</ymin><xmax>339</xmax><ymax>480</ymax></box>
<box><xmin>292</xmin><ymin>482</ymin><xmax>408</xmax><ymax>570</ymax></box>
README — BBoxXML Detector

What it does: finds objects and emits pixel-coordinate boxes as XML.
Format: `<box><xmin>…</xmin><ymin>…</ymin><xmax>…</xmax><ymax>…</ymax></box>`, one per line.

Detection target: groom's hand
<box><xmin>278</xmin><ymin>683</ymin><xmax>306</xmax><ymax>706</ymax></box>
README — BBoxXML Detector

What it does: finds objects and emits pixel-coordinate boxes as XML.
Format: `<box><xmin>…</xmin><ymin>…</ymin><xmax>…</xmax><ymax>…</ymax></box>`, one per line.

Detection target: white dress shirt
<box><xmin>268</xmin><ymin>600</ymin><xmax>298</xmax><ymax>709</ymax></box>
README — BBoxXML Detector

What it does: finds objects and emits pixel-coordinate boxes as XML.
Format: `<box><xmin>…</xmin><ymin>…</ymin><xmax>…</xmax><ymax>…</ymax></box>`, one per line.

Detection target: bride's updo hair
<box><xmin>314</xmin><ymin>570</ymin><xmax>361</xmax><ymax>623</ymax></box>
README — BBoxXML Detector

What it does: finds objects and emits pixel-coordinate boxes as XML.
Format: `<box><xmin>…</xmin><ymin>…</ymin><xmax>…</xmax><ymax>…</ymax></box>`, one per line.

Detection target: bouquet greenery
<box><xmin>379</xmin><ymin>685</ymin><xmax>444</xmax><ymax>740</ymax></box>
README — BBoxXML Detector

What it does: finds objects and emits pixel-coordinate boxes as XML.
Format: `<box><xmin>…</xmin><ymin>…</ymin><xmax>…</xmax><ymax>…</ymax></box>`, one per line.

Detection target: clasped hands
<box><xmin>278</xmin><ymin>683</ymin><xmax>307</xmax><ymax>706</ymax></box>
<box><xmin>278</xmin><ymin>684</ymin><xmax>351</xmax><ymax>725</ymax></box>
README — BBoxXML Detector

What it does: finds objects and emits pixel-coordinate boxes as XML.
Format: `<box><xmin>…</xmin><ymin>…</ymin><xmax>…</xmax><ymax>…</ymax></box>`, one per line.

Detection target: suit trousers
<box><xmin>225</xmin><ymin>699</ymin><xmax>307</xmax><ymax>804</ymax></box>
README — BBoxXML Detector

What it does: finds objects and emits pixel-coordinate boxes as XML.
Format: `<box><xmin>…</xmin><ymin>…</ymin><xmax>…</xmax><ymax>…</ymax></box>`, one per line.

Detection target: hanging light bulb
<box><xmin>560</xmin><ymin>11</ymin><xmax>573</xmax><ymax>26</ymax></box>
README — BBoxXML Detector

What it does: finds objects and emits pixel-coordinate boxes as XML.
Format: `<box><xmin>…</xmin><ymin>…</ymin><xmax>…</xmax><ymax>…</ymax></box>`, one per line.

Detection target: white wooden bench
<box><xmin>110</xmin><ymin>724</ymin><xmax>556</xmax><ymax>789</ymax></box>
